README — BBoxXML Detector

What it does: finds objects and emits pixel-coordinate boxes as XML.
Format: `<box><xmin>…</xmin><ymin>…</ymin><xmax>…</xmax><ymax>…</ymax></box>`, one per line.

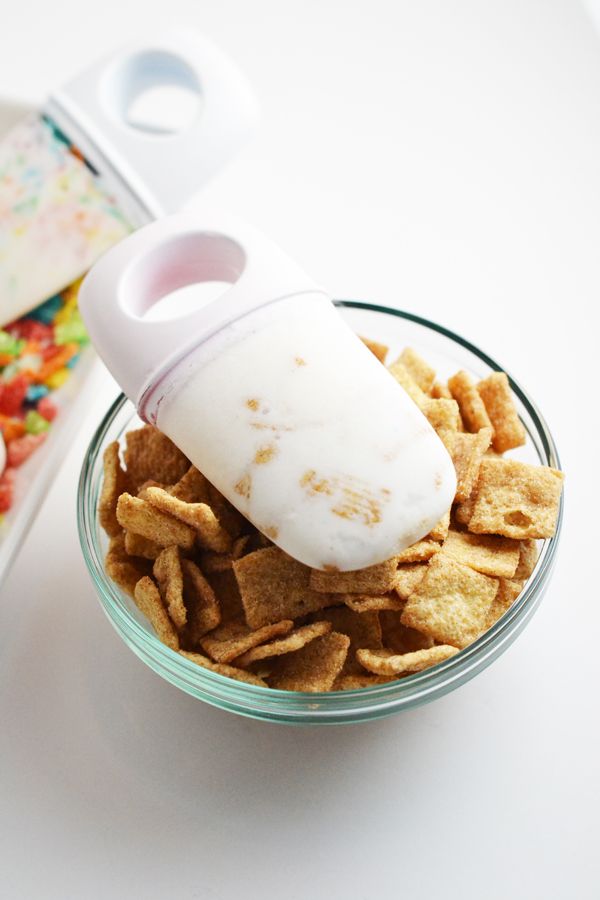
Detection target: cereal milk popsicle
<box><xmin>80</xmin><ymin>215</ymin><xmax>456</xmax><ymax>571</ymax></box>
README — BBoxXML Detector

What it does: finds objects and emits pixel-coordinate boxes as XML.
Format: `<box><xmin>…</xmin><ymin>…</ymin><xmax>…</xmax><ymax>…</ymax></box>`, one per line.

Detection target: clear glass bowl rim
<box><xmin>77</xmin><ymin>300</ymin><xmax>563</xmax><ymax>725</ymax></box>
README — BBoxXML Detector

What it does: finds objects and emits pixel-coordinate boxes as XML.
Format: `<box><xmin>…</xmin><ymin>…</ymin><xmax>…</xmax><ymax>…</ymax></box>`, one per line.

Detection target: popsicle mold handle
<box><xmin>79</xmin><ymin>213</ymin><xmax>329</xmax><ymax>403</ymax></box>
<box><xmin>45</xmin><ymin>30</ymin><xmax>258</xmax><ymax>223</ymax></box>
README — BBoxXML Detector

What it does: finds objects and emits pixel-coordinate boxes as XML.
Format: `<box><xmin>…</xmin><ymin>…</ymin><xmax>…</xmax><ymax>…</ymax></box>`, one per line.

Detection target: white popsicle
<box><xmin>80</xmin><ymin>215</ymin><xmax>456</xmax><ymax>571</ymax></box>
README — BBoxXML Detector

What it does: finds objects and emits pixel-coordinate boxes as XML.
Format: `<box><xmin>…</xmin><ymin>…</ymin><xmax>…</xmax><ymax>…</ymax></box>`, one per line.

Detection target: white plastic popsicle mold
<box><xmin>79</xmin><ymin>213</ymin><xmax>329</xmax><ymax>407</ymax></box>
<box><xmin>44</xmin><ymin>29</ymin><xmax>259</xmax><ymax>226</ymax></box>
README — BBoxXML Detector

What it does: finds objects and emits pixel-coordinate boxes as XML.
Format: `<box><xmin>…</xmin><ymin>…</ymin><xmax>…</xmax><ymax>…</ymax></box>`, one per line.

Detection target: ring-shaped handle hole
<box><xmin>122</xmin><ymin>233</ymin><xmax>246</xmax><ymax>321</ymax></box>
<box><xmin>102</xmin><ymin>50</ymin><xmax>203</xmax><ymax>136</ymax></box>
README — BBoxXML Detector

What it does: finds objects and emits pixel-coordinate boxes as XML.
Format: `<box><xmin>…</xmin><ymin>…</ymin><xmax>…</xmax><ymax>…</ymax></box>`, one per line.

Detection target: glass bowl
<box><xmin>77</xmin><ymin>301</ymin><xmax>563</xmax><ymax>725</ymax></box>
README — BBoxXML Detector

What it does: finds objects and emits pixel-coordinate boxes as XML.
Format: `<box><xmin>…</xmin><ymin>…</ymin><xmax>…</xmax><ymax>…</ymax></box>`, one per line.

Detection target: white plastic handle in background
<box><xmin>79</xmin><ymin>213</ymin><xmax>329</xmax><ymax>404</ymax></box>
<box><xmin>44</xmin><ymin>30</ymin><xmax>259</xmax><ymax>226</ymax></box>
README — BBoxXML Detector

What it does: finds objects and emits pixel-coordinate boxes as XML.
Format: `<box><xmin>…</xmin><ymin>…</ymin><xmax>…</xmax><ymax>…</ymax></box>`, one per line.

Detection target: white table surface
<box><xmin>1</xmin><ymin>2</ymin><xmax>599</xmax><ymax>898</ymax></box>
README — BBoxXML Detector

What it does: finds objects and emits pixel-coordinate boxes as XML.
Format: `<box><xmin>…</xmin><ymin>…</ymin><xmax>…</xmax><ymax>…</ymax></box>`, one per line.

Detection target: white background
<box><xmin>1</xmin><ymin>1</ymin><xmax>599</xmax><ymax>898</ymax></box>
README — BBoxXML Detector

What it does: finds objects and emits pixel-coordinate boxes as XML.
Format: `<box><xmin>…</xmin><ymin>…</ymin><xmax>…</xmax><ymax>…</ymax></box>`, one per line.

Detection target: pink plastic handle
<box><xmin>79</xmin><ymin>213</ymin><xmax>328</xmax><ymax>402</ymax></box>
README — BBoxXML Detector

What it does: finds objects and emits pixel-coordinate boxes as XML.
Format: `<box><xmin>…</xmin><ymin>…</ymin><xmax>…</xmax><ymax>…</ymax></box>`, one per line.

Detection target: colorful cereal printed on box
<box><xmin>0</xmin><ymin>279</ymin><xmax>88</xmax><ymax>514</ymax></box>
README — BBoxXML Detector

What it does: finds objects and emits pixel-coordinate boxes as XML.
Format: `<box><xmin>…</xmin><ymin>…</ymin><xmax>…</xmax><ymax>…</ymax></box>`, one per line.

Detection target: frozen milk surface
<box><xmin>157</xmin><ymin>298</ymin><xmax>456</xmax><ymax>571</ymax></box>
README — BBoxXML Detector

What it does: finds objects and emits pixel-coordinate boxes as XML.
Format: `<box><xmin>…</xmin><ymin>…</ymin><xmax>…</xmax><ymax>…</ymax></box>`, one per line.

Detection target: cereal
<box><xmin>133</xmin><ymin>576</ymin><xmax>179</xmax><ymax>651</ymax></box>
<box><xmin>387</xmin><ymin>360</ymin><xmax>429</xmax><ymax>406</ymax></box>
<box><xmin>123</xmin><ymin>531</ymin><xmax>163</xmax><ymax>560</ymax></box>
<box><xmin>343</xmin><ymin>593</ymin><xmax>405</xmax><ymax>613</ymax></box>
<box><xmin>124</xmin><ymin>425</ymin><xmax>189</xmax><ymax>492</ymax></box>
<box><xmin>116</xmin><ymin>493</ymin><xmax>196</xmax><ymax>550</ymax></box>
<box><xmin>333</xmin><ymin>673</ymin><xmax>393</xmax><ymax>690</ymax></box>
<box><xmin>421</xmin><ymin>398</ymin><xmax>461</xmax><ymax>435</ymax></box>
<box><xmin>180</xmin><ymin>559</ymin><xmax>221</xmax><ymax>641</ymax></box>
<box><xmin>484</xmin><ymin>578</ymin><xmax>523</xmax><ymax>630</ymax></box>
<box><xmin>102</xmin><ymin>339</ymin><xmax>562</xmax><ymax>694</ymax></box>
<box><xmin>98</xmin><ymin>441</ymin><xmax>129</xmax><ymax>537</ymax></box>
<box><xmin>441</xmin><ymin>530</ymin><xmax>520</xmax><ymax>578</ymax></box>
<box><xmin>169</xmin><ymin>465</ymin><xmax>211</xmax><ymax>503</ymax></box>
<box><xmin>448</xmin><ymin>428</ymin><xmax>492</xmax><ymax>502</ymax></box>
<box><xmin>379</xmin><ymin>611</ymin><xmax>434</xmax><ymax>653</ymax></box>
<box><xmin>357</xmin><ymin>645</ymin><xmax>458</xmax><ymax>676</ymax></box>
<box><xmin>467</xmin><ymin>458</ymin><xmax>564</xmax><ymax>539</ymax></box>
<box><xmin>313</xmin><ymin>607</ymin><xmax>382</xmax><ymax>673</ymax></box>
<box><xmin>268</xmin><ymin>632</ymin><xmax>350</xmax><ymax>692</ymax></box>
<box><xmin>105</xmin><ymin>533</ymin><xmax>151</xmax><ymax>596</ymax></box>
<box><xmin>393</xmin><ymin>564</ymin><xmax>428</xmax><ymax>599</ymax></box>
<box><xmin>477</xmin><ymin>372</ymin><xmax>526</xmax><ymax>452</ymax></box>
<box><xmin>431</xmin><ymin>381</ymin><xmax>452</xmax><ymax>400</ymax></box>
<box><xmin>428</xmin><ymin>508</ymin><xmax>450</xmax><ymax>542</ymax></box>
<box><xmin>448</xmin><ymin>370</ymin><xmax>493</xmax><ymax>433</ymax></box>
<box><xmin>514</xmin><ymin>539</ymin><xmax>539</xmax><ymax>580</ymax></box>
<box><xmin>360</xmin><ymin>336</ymin><xmax>388</xmax><ymax>364</ymax></box>
<box><xmin>397</xmin><ymin>348</ymin><xmax>436</xmax><ymax>393</ymax></box>
<box><xmin>206</xmin><ymin>569</ymin><xmax>246</xmax><ymax>624</ymax></box>
<box><xmin>200</xmin><ymin>619</ymin><xmax>295</xmax><ymax>664</ymax></box>
<box><xmin>454</xmin><ymin>493</ymin><xmax>477</xmax><ymax>527</ymax></box>
<box><xmin>180</xmin><ymin>651</ymin><xmax>267</xmax><ymax>687</ymax></box>
<box><xmin>310</xmin><ymin>556</ymin><xmax>399</xmax><ymax>594</ymax></box>
<box><xmin>233</xmin><ymin>621</ymin><xmax>332</xmax><ymax>667</ymax></box>
<box><xmin>396</xmin><ymin>539</ymin><xmax>440</xmax><ymax>564</ymax></box>
<box><xmin>401</xmin><ymin>553</ymin><xmax>499</xmax><ymax>648</ymax></box>
<box><xmin>234</xmin><ymin>547</ymin><xmax>337</xmax><ymax>627</ymax></box>
<box><xmin>153</xmin><ymin>546</ymin><xmax>186</xmax><ymax>629</ymax></box>
<box><xmin>144</xmin><ymin>486</ymin><xmax>232</xmax><ymax>552</ymax></box>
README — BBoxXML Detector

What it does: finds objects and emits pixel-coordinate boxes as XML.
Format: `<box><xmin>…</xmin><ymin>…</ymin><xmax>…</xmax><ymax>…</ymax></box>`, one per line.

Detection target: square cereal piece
<box><xmin>514</xmin><ymin>539</ymin><xmax>539</xmax><ymax>580</ymax></box>
<box><xmin>449</xmin><ymin>427</ymin><xmax>492</xmax><ymax>502</ymax></box>
<box><xmin>99</xmin><ymin>441</ymin><xmax>130</xmax><ymax>536</ymax></box>
<box><xmin>360</xmin><ymin>336</ymin><xmax>388</xmax><ymax>364</ymax></box>
<box><xmin>200</xmin><ymin>619</ymin><xmax>295</xmax><ymax>663</ymax></box>
<box><xmin>333</xmin><ymin>673</ymin><xmax>394</xmax><ymax>690</ymax></box>
<box><xmin>206</xmin><ymin>569</ymin><xmax>246</xmax><ymax>624</ymax></box>
<box><xmin>343</xmin><ymin>593</ymin><xmax>405</xmax><ymax>613</ymax></box>
<box><xmin>441</xmin><ymin>529</ymin><xmax>520</xmax><ymax>578</ymax></box>
<box><xmin>428</xmin><ymin>508</ymin><xmax>451</xmax><ymax>542</ymax></box>
<box><xmin>431</xmin><ymin>381</ymin><xmax>452</xmax><ymax>400</ymax></box>
<box><xmin>180</xmin><ymin>559</ymin><xmax>221</xmax><ymax>642</ymax></box>
<box><xmin>484</xmin><ymin>578</ymin><xmax>523</xmax><ymax>630</ymax></box>
<box><xmin>205</xmin><ymin>481</ymin><xmax>248</xmax><ymax>539</ymax></box>
<box><xmin>124</xmin><ymin>426</ymin><xmax>190</xmax><ymax>492</ymax></box>
<box><xmin>454</xmin><ymin>493</ymin><xmax>477</xmax><ymax>527</ymax></box>
<box><xmin>387</xmin><ymin>360</ymin><xmax>429</xmax><ymax>406</ymax></box>
<box><xmin>379</xmin><ymin>610</ymin><xmax>433</xmax><ymax>653</ymax></box>
<box><xmin>477</xmin><ymin>372</ymin><xmax>526</xmax><ymax>452</ymax></box>
<box><xmin>105</xmin><ymin>533</ymin><xmax>151</xmax><ymax>596</ymax></box>
<box><xmin>153</xmin><ymin>546</ymin><xmax>186</xmax><ymax>629</ymax></box>
<box><xmin>357</xmin><ymin>645</ymin><xmax>458</xmax><ymax>676</ymax></box>
<box><xmin>232</xmin><ymin>621</ymin><xmax>331</xmax><ymax>667</ymax></box>
<box><xmin>313</xmin><ymin>607</ymin><xmax>382</xmax><ymax>674</ymax></box>
<box><xmin>467</xmin><ymin>458</ymin><xmax>564</xmax><ymax>539</ymax></box>
<box><xmin>170</xmin><ymin>466</ymin><xmax>211</xmax><ymax>503</ymax></box>
<box><xmin>310</xmin><ymin>556</ymin><xmax>399</xmax><ymax>594</ymax></box>
<box><xmin>397</xmin><ymin>539</ymin><xmax>440</xmax><ymax>564</ymax></box>
<box><xmin>394</xmin><ymin>564</ymin><xmax>428</xmax><ymax>599</ymax></box>
<box><xmin>268</xmin><ymin>632</ymin><xmax>350</xmax><ymax>692</ymax></box>
<box><xmin>144</xmin><ymin>487</ymin><xmax>232</xmax><ymax>553</ymax></box>
<box><xmin>397</xmin><ymin>348</ymin><xmax>436</xmax><ymax>393</ymax></box>
<box><xmin>448</xmin><ymin>370</ymin><xmax>493</xmax><ymax>434</ymax></box>
<box><xmin>116</xmin><ymin>493</ymin><xmax>196</xmax><ymax>550</ymax></box>
<box><xmin>180</xmin><ymin>651</ymin><xmax>267</xmax><ymax>686</ymax></box>
<box><xmin>401</xmin><ymin>553</ymin><xmax>499</xmax><ymax>648</ymax></box>
<box><xmin>124</xmin><ymin>531</ymin><xmax>162</xmax><ymax>560</ymax></box>
<box><xmin>421</xmin><ymin>398</ymin><xmax>461</xmax><ymax>435</ymax></box>
<box><xmin>198</xmin><ymin>551</ymin><xmax>233</xmax><ymax>573</ymax></box>
<box><xmin>234</xmin><ymin>547</ymin><xmax>337</xmax><ymax>628</ymax></box>
<box><xmin>133</xmin><ymin>576</ymin><xmax>179</xmax><ymax>651</ymax></box>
